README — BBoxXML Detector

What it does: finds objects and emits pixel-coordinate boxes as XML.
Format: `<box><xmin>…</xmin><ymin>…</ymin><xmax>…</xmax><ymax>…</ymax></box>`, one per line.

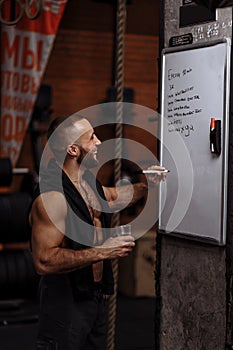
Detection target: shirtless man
<box><xmin>29</xmin><ymin>113</ymin><xmax>165</xmax><ymax>350</ymax></box>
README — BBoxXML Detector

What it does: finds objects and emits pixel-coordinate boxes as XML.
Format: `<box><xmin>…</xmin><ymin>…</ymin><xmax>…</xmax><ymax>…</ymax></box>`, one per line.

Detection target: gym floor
<box><xmin>0</xmin><ymin>295</ymin><xmax>155</xmax><ymax>350</ymax></box>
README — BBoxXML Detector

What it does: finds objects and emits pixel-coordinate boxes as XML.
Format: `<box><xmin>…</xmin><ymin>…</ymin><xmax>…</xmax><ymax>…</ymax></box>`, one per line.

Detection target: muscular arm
<box><xmin>103</xmin><ymin>183</ymin><xmax>147</xmax><ymax>211</ymax></box>
<box><xmin>30</xmin><ymin>192</ymin><xmax>134</xmax><ymax>275</ymax></box>
<box><xmin>103</xmin><ymin>165</ymin><xmax>166</xmax><ymax>210</ymax></box>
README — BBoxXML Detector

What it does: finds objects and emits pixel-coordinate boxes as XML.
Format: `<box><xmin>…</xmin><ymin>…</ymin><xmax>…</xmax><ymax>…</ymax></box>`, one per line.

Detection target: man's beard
<box><xmin>77</xmin><ymin>147</ymin><xmax>99</xmax><ymax>168</ymax></box>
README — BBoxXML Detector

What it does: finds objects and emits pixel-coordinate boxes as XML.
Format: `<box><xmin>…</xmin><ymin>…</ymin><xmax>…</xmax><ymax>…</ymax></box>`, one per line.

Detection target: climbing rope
<box><xmin>107</xmin><ymin>1</ymin><xmax>126</xmax><ymax>350</ymax></box>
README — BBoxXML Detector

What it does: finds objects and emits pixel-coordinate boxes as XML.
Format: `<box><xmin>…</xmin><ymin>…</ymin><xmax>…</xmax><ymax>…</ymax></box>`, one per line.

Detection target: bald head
<box><xmin>47</xmin><ymin>113</ymin><xmax>93</xmax><ymax>162</ymax></box>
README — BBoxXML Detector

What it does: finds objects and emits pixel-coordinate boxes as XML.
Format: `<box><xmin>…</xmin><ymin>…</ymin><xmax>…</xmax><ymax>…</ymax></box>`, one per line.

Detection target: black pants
<box><xmin>36</xmin><ymin>277</ymin><xmax>108</xmax><ymax>350</ymax></box>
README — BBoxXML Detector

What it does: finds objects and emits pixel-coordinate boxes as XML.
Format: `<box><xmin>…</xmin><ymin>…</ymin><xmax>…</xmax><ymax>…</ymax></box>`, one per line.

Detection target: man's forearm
<box><xmin>33</xmin><ymin>235</ymin><xmax>135</xmax><ymax>275</ymax></box>
<box><xmin>33</xmin><ymin>246</ymin><xmax>104</xmax><ymax>275</ymax></box>
<box><xmin>108</xmin><ymin>182</ymin><xmax>147</xmax><ymax>210</ymax></box>
<box><xmin>131</xmin><ymin>182</ymin><xmax>148</xmax><ymax>205</ymax></box>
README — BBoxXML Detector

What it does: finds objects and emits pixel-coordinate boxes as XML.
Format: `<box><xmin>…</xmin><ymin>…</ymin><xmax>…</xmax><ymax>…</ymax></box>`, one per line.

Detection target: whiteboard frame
<box><xmin>158</xmin><ymin>39</ymin><xmax>231</xmax><ymax>245</ymax></box>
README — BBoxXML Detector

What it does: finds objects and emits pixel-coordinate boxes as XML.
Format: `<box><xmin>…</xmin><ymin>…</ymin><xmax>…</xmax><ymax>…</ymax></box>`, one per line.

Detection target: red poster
<box><xmin>1</xmin><ymin>0</ymin><xmax>67</xmax><ymax>165</ymax></box>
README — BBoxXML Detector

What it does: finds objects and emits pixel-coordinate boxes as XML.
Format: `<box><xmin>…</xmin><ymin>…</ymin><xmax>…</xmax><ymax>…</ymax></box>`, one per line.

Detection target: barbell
<box><xmin>0</xmin><ymin>158</ymin><xmax>29</xmax><ymax>187</ymax></box>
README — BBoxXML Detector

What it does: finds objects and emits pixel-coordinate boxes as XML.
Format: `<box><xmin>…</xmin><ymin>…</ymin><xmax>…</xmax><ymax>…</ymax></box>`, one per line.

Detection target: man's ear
<box><xmin>67</xmin><ymin>144</ymin><xmax>80</xmax><ymax>157</ymax></box>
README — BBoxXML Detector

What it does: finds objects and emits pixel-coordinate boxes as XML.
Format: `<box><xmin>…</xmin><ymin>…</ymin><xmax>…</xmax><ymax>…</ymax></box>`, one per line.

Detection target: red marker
<box><xmin>210</xmin><ymin>118</ymin><xmax>215</xmax><ymax>131</ymax></box>
<box><xmin>210</xmin><ymin>118</ymin><xmax>215</xmax><ymax>153</ymax></box>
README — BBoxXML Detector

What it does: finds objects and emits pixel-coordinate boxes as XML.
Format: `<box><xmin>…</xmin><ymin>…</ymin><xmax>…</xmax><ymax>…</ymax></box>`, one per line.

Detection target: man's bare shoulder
<box><xmin>31</xmin><ymin>191</ymin><xmax>67</xmax><ymax>223</ymax></box>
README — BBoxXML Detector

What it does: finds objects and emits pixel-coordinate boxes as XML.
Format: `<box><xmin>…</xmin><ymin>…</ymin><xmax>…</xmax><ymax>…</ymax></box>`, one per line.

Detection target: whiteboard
<box><xmin>159</xmin><ymin>39</ymin><xmax>231</xmax><ymax>245</ymax></box>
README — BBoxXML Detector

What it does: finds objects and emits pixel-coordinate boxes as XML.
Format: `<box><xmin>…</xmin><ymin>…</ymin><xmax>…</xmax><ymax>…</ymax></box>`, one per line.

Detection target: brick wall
<box><xmin>42</xmin><ymin>30</ymin><xmax>159</xmax><ymax>116</ymax></box>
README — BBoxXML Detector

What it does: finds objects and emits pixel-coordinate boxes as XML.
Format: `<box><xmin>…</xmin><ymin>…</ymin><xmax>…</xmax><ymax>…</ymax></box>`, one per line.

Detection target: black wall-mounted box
<box><xmin>180</xmin><ymin>4</ymin><xmax>216</xmax><ymax>27</ymax></box>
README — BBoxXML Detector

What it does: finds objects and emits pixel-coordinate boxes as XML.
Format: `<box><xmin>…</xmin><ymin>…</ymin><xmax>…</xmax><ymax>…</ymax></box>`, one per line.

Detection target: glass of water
<box><xmin>114</xmin><ymin>224</ymin><xmax>132</xmax><ymax>237</ymax></box>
